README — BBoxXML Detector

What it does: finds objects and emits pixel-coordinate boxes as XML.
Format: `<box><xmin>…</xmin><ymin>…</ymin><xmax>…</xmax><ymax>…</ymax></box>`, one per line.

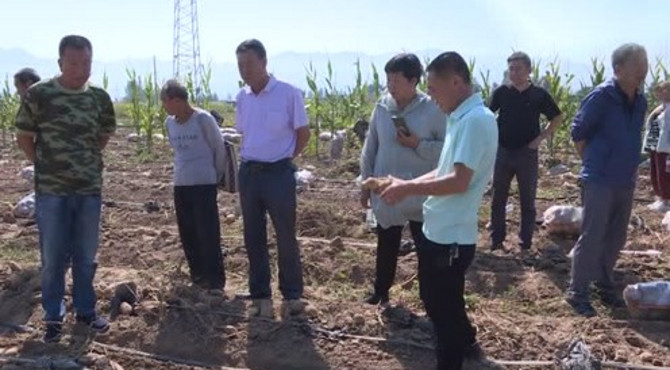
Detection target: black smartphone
<box><xmin>392</xmin><ymin>115</ymin><xmax>410</xmax><ymax>136</ymax></box>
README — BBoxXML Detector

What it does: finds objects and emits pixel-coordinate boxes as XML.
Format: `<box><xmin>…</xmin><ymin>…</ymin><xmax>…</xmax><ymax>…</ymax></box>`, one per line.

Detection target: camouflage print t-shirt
<box><xmin>15</xmin><ymin>78</ymin><xmax>116</xmax><ymax>195</ymax></box>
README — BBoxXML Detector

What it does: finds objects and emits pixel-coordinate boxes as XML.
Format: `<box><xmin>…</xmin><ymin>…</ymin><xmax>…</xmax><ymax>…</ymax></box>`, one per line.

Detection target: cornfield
<box><xmin>0</xmin><ymin>76</ymin><xmax>20</xmax><ymax>146</ymax></box>
<box><xmin>0</xmin><ymin>55</ymin><xmax>667</xmax><ymax>162</ymax></box>
<box><xmin>302</xmin><ymin>55</ymin><xmax>669</xmax><ymax>163</ymax></box>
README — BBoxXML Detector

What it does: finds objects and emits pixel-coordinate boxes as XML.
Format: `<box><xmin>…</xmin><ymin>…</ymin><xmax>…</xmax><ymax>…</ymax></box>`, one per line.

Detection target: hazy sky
<box><xmin>2</xmin><ymin>0</ymin><xmax>668</xmax><ymax>64</ymax></box>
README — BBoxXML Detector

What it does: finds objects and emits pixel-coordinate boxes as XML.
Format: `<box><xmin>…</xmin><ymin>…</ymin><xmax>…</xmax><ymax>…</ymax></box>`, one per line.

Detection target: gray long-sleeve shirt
<box><xmin>360</xmin><ymin>92</ymin><xmax>446</xmax><ymax>228</ymax></box>
<box><xmin>166</xmin><ymin>108</ymin><xmax>227</xmax><ymax>186</ymax></box>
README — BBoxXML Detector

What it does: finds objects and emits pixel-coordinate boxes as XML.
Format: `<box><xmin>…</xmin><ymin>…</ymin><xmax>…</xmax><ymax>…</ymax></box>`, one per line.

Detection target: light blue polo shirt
<box><xmin>422</xmin><ymin>93</ymin><xmax>498</xmax><ymax>245</ymax></box>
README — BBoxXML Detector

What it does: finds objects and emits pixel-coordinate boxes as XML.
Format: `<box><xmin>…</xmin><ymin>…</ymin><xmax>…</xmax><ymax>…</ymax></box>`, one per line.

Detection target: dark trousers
<box><xmin>373</xmin><ymin>221</ymin><xmax>423</xmax><ymax>297</ymax></box>
<box><xmin>418</xmin><ymin>239</ymin><xmax>476</xmax><ymax>370</ymax></box>
<box><xmin>490</xmin><ymin>146</ymin><xmax>539</xmax><ymax>248</ymax></box>
<box><xmin>239</xmin><ymin>159</ymin><xmax>303</xmax><ymax>300</ymax></box>
<box><xmin>174</xmin><ymin>185</ymin><xmax>225</xmax><ymax>290</ymax></box>
<box><xmin>569</xmin><ymin>182</ymin><xmax>634</xmax><ymax>300</ymax></box>
<box><xmin>650</xmin><ymin>151</ymin><xmax>670</xmax><ymax>199</ymax></box>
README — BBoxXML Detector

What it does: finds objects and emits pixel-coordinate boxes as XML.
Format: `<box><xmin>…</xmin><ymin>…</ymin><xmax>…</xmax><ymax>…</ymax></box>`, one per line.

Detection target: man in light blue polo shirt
<box><xmin>382</xmin><ymin>52</ymin><xmax>498</xmax><ymax>370</ymax></box>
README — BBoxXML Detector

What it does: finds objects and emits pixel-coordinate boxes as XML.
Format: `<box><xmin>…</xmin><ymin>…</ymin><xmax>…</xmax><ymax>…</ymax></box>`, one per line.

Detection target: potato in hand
<box><xmin>361</xmin><ymin>177</ymin><xmax>392</xmax><ymax>193</ymax></box>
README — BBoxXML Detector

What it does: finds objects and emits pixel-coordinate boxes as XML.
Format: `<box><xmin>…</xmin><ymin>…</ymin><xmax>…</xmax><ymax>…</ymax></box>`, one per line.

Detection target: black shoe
<box><xmin>565</xmin><ymin>296</ymin><xmax>596</xmax><ymax>317</ymax></box>
<box><xmin>76</xmin><ymin>315</ymin><xmax>110</xmax><ymax>333</ymax></box>
<box><xmin>364</xmin><ymin>292</ymin><xmax>389</xmax><ymax>305</ymax></box>
<box><xmin>490</xmin><ymin>242</ymin><xmax>504</xmax><ymax>252</ymax></box>
<box><xmin>43</xmin><ymin>322</ymin><xmax>63</xmax><ymax>343</ymax></box>
<box><xmin>464</xmin><ymin>342</ymin><xmax>484</xmax><ymax>361</ymax></box>
<box><xmin>595</xmin><ymin>288</ymin><xmax>625</xmax><ymax>308</ymax></box>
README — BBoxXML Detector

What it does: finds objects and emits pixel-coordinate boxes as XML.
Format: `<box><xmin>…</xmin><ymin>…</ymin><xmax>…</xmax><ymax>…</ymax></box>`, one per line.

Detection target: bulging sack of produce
<box><xmin>623</xmin><ymin>281</ymin><xmax>670</xmax><ymax>320</ymax></box>
<box><xmin>13</xmin><ymin>192</ymin><xmax>35</xmax><ymax>219</ymax></box>
<box><xmin>662</xmin><ymin>211</ymin><xmax>670</xmax><ymax>232</ymax></box>
<box><xmin>543</xmin><ymin>205</ymin><xmax>583</xmax><ymax>236</ymax></box>
<box><xmin>20</xmin><ymin>166</ymin><xmax>34</xmax><ymax>183</ymax></box>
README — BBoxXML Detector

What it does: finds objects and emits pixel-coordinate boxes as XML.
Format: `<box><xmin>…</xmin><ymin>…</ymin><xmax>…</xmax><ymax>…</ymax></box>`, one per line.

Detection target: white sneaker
<box><xmin>249</xmin><ymin>299</ymin><xmax>273</xmax><ymax>318</ymax></box>
<box><xmin>648</xmin><ymin>200</ymin><xmax>670</xmax><ymax>213</ymax></box>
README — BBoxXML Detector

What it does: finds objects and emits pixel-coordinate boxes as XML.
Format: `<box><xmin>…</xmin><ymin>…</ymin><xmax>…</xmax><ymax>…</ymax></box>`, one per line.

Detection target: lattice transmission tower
<box><xmin>173</xmin><ymin>0</ymin><xmax>203</xmax><ymax>96</ymax></box>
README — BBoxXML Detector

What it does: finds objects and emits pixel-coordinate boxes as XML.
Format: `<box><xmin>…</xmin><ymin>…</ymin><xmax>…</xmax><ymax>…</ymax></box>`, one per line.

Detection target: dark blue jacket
<box><xmin>571</xmin><ymin>78</ymin><xmax>647</xmax><ymax>188</ymax></box>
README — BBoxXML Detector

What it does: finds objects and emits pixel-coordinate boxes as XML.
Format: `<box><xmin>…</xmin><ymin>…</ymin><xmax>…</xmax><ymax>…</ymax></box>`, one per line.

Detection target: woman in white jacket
<box><xmin>643</xmin><ymin>81</ymin><xmax>670</xmax><ymax>212</ymax></box>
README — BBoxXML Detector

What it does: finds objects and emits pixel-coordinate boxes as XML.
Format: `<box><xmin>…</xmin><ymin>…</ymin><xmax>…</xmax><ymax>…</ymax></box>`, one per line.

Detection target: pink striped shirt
<box><xmin>235</xmin><ymin>76</ymin><xmax>308</xmax><ymax>162</ymax></box>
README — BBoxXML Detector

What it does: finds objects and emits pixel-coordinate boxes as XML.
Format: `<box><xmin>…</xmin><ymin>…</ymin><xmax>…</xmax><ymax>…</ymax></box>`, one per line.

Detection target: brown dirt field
<box><xmin>0</xmin><ymin>130</ymin><xmax>669</xmax><ymax>369</ymax></box>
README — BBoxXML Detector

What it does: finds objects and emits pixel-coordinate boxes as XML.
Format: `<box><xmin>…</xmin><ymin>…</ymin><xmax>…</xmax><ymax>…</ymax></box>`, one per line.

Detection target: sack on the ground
<box><xmin>13</xmin><ymin>192</ymin><xmax>35</xmax><ymax>219</ymax></box>
<box><xmin>330</xmin><ymin>130</ymin><xmax>346</xmax><ymax>160</ymax></box>
<box><xmin>557</xmin><ymin>338</ymin><xmax>601</xmax><ymax>370</ymax></box>
<box><xmin>662</xmin><ymin>211</ymin><xmax>670</xmax><ymax>232</ymax></box>
<box><xmin>19</xmin><ymin>166</ymin><xmax>34</xmax><ymax>183</ymax></box>
<box><xmin>543</xmin><ymin>205</ymin><xmax>583</xmax><ymax>236</ymax></box>
<box><xmin>623</xmin><ymin>281</ymin><xmax>670</xmax><ymax>320</ymax></box>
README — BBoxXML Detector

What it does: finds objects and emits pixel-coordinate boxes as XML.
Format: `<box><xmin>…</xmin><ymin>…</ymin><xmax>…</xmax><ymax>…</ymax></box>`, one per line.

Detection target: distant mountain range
<box><xmin>0</xmin><ymin>48</ymin><xmax>596</xmax><ymax>100</ymax></box>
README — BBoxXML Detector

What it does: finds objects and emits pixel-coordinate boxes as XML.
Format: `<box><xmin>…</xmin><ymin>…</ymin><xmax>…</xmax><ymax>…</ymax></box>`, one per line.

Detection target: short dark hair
<box><xmin>236</xmin><ymin>39</ymin><xmax>267</xmax><ymax>60</ymax></box>
<box><xmin>426</xmin><ymin>52</ymin><xmax>471</xmax><ymax>85</ymax></box>
<box><xmin>14</xmin><ymin>68</ymin><xmax>41</xmax><ymax>85</ymax></box>
<box><xmin>507</xmin><ymin>51</ymin><xmax>532</xmax><ymax>68</ymax></box>
<box><xmin>160</xmin><ymin>79</ymin><xmax>189</xmax><ymax>101</ymax></box>
<box><xmin>384</xmin><ymin>53</ymin><xmax>423</xmax><ymax>85</ymax></box>
<box><xmin>59</xmin><ymin>35</ymin><xmax>92</xmax><ymax>57</ymax></box>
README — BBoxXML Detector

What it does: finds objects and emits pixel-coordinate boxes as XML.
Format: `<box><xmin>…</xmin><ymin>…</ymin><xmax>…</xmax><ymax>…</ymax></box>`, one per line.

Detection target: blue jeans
<box><xmin>36</xmin><ymin>193</ymin><xmax>102</xmax><ymax>321</ymax></box>
<box><xmin>239</xmin><ymin>159</ymin><xmax>303</xmax><ymax>300</ymax></box>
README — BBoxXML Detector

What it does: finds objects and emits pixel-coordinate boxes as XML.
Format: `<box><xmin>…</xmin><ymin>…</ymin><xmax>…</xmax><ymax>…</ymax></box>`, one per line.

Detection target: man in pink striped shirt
<box><xmin>235</xmin><ymin>39</ymin><xmax>311</xmax><ymax>319</ymax></box>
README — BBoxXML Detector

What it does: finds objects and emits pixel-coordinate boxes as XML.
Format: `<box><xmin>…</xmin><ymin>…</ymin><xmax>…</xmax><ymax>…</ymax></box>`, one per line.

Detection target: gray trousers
<box><xmin>568</xmin><ymin>182</ymin><xmax>634</xmax><ymax>300</ymax></box>
<box><xmin>490</xmin><ymin>147</ymin><xmax>539</xmax><ymax>248</ymax></box>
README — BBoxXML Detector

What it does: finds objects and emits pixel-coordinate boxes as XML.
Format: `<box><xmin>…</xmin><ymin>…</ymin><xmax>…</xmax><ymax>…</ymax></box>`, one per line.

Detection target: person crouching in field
<box><xmin>643</xmin><ymin>81</ymin><xmax>670</xmax><ymax>213</ymax></box>
<box><xmin>359</xmin><ymin>53</ymin><xmax>445</xmax><ymax>306</ymax></box>
<box><xmin>161</xmin><ymin>79</ymin><xmax>226</xmax><ymax>292</ymax></box>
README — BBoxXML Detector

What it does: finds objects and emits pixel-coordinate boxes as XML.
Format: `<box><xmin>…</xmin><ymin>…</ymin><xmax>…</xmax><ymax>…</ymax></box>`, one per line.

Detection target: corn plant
<box><xmin>478</xmin><ymin>70</ymin><xmax>492</xmax><ymax>102</ymax></box>
<box><xmin>0</xmin><ymin>77</ymin><xmax>19</xmax><ymax>146</ymax></box>
<box><xmin>184</xmin><ymin>72</ymin><xmax>196</xmax><ymax>105</ymax></box>
<box><xmin>141</xmin><ymin>73</ymin><xmax>158</xmax><ymax>152</ymax></box>
<box><xmin>370</xmin><ymin>63</ymin><xmax>381</xmax><ymax>101</ymax></box>
<box><xmin>531</xmin><ymin>59</ymin><xmax>542</xmax><ymax>84</ymax></box>
<box><xmin>544</xmin><ymin>60</ymin><xmax>577</xmax><ymax>163</ymax></box>
<box><xmin>647</xmin><ymin>57</ymin><xmax>669</xmax><ymax>109</ymax></box>
<box><xmin>468</xmin><ymin>59</ymin><xmax>493</xmax><ymax>102</ymax></box>
<box><xmin>418</xmin><ymin>56</ymin><xmax>431</xmax><ymax>92</ymax></box>
<box><xmin>125</xmin><ymin>69</ymin><xmax>166</xmax><ymax>154</ymax></box>
<box><xmin>305</xmin><ymin>62</ymin><xmax>322</xmax><ymax>157</ymax></box>
<box><xmin>125</xmin><ymin>69</ymin><xmax>143</xmax><ymax>136</ymax></box>
<box><xmin>200</xmin><ymin>63</ymin><xmax>213</xmax><ymax>111</ymax></box>
<box><xmin>102</xmin><ymin>71</ymin><xmax>109</xmax><ymax>91</ymax></box>
<box><xmin>588</xmin><ymin>58</ymin><xmax>606</xmax><ymax>87</ymax></box>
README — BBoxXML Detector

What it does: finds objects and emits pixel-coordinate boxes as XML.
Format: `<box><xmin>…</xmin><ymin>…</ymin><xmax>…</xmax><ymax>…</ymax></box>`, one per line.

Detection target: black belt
<box><xmin>242</xmin><ymin>158</ymin><xmax>293</xmax><ymax>171</ymax></box>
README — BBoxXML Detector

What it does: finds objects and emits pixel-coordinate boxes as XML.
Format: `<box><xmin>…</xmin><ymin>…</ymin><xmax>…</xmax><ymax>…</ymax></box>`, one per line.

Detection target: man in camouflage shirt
<box><xmin>15</xmin><ymin>35</ymin><xmax>116</xmax><ymax>342</ymax></box>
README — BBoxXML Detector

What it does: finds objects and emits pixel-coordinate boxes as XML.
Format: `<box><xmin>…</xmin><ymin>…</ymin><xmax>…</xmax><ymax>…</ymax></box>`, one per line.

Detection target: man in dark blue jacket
<box><xmin>567</xmin><ymin>43</ymin><xmax>648</xmax><ymax>317</ymax></box>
